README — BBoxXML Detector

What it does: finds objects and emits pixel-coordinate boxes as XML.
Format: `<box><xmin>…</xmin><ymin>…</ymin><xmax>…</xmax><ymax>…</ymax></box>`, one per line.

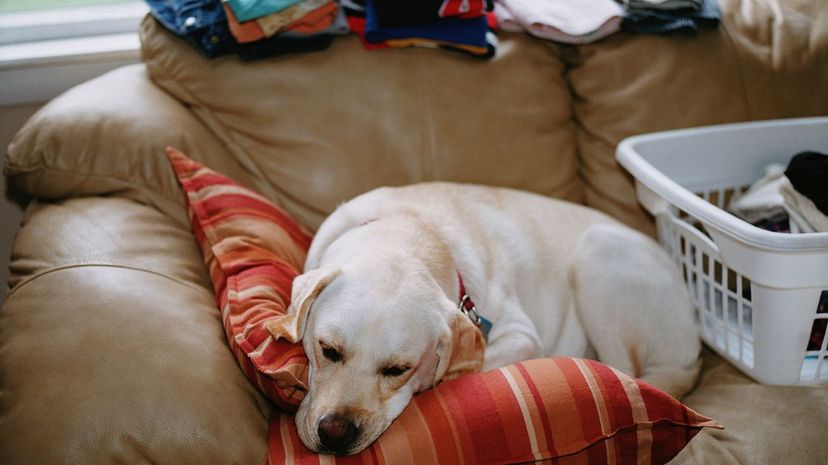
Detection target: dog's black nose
<box><xmin>317</xmin><ymin>414</ymin><xmax>359</xmax><ymax>454</ymax></box>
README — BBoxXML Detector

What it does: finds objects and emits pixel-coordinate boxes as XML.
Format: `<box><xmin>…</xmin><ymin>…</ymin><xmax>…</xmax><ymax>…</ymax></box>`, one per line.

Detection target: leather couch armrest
<box><xmin>3</xmin><ymin>64</ymin><xmax>260</xmax><ymax>227</ymax></box>
<box><xmin>7</xmin><ymin>196</ymin><xmax>208</xmax><ymax>292</ymax></box>
<box><xmin>1</xmin><ymin>196</ymin><xmax>270</xmax><ymax>464</ymax></box>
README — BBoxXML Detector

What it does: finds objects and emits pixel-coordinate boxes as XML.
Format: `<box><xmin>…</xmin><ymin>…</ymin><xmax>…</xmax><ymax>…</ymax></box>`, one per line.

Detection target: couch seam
<box><xmin>185</xmin><ymin>104</ymin><xmax>326</xmax><ymax>228</ymax></box>
<box><xmin>143</xmin><ymin>23</ymin><xmax>339</xmax><ymax>226</ymax></box>
<box><xmin>415</xmin><ymin>53</ymin><xmax>436</xmax><ymax>181</ymax></box>
<box><xmin>555</xmin><ymin>43</ymin><xmax>587</xmax><ymax>205</ymax></box>
<box><xmin>141</xmin><ymin>19</ymin><xmax>281</xmax><ymax>205</ymax></box>
<box><xmin>149</xmin><ymin>54</ymin><xmax>318</xmax><ymax>225</ymax></box>
<box><xmin>6</xmin><ymin>262</ymin><xmax>211</xmax><ymax>301</ymax></box>
<box><xmin>4</xmin><ymin>161</ymin><xmax>186</xmax><ymax>207</ymax></box>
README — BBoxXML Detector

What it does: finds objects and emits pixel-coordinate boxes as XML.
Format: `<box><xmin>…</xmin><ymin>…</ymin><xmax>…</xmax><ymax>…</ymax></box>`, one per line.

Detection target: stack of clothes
<box><xmin>342</xmin><ymin>0</ymin><xmax>498</xmax><ymax>59</ymax></box>
<box><xmin>494</xmin><ymin>0</ymin><xmax>719</xmax><ymax>45</ymax></box>
<box><xmin>146</xmin><ymin>0</ymin><xmax>349</xmax><ymax>60</ymax></box>
<box><xmin>145</xmin><ymin>0</ymin><xmax>720</xmax><ymax>60</ymax></box>
<box><xmin>146</xmin><ymin>0</ymin><xmax>498</xmax><ymax>60</ymax></box>
<box><xmin>223</xmin><ymin>0</ymin><xmax>349</xmax><ymax>45</ymax></box>
<box><xmin>619</xmin><ymin>0</ymin><xmax>720</xmax><ymax>34</ymax></box>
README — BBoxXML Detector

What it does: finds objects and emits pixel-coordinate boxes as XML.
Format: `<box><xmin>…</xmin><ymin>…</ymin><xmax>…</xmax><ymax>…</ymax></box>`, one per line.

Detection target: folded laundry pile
<box><xmin>343</xmin><ymin>0</ymin><xmax>498</xmax><ymax>59</ymax></box>
<box><xmin>145</xmin><ymin>0</ymin><xmax>349</xmax><ymax>60</ymax></box>
<box><xmin>620</xmin><ymin>0</ymin><xmax>721</xmax><ymax>34</ymax></box>
<box><xmin>144</xmin><ymin>0</ymin><xmax>721</xmax><ymax>59</ymax></box>
<box><xmin>729</xmin><ymin>151</ymin><xmax>828</xmax><ymax>234</ymax></box>
<box><xmin>223</xmin><ymin>0</ymin><xmax>349</xmax><ymax>45</ymax></box>
<box><xmin>494</xmin><ymin>0</ymin><xmax>719</xmax><ymax>45</ymax></box>
<box><xmin>145</xmin><ymin>0</ymin><xmax>498</xmax><ymax>60</ymax></box>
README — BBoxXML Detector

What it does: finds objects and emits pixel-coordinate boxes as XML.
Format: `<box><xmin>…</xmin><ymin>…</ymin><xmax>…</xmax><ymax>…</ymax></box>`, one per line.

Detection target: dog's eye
<box><xmin>381</xmin><ymin>365</ymin><xmax>409</xmax><ymax>377</ymax></box>
<box><xmin>320</xmin><ymin>343</ymin><xmax>342</xmax><ymax>362</ymax></box>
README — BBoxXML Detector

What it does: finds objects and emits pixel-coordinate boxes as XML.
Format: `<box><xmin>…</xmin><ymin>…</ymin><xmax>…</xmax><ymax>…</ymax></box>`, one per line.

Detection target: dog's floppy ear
<box><xmin>265</xmin><ymin>267</ymin><xmax>341</xmax><ymax>343</ymax></box>
<box><xmin>433</xmin><ymin>311</ymin><xmax>486</xmax><ymax>384</ymax></box>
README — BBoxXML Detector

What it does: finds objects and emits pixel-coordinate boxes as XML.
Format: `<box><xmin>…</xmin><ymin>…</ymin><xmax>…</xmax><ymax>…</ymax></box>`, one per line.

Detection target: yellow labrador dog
<box><xmin>267</xmin><ymin>182</ymin><xmax>700</xmax><ymax>456</ymax></box>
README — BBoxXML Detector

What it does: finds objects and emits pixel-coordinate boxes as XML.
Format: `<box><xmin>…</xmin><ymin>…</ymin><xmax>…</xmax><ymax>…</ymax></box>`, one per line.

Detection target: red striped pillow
<box><xmin>267</xmin><ymin>358</ymin><xmax>721</xmax><ymax>465</ymax></box>
<box><xmin>167</xmin><ymin>147</ymin><xmax>721</xmax><ymax>464</ymax></box>
<box><xmin>167</xmin><ymin>146</ymin><xmax>312</xmax><ymax>411</ymax></box>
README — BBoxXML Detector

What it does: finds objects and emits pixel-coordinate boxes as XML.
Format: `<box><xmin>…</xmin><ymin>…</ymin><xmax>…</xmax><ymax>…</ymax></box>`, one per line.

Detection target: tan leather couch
<box><xmin>3</xmin><ymin>1</ymin><xmax>827</xmax><ymax>463</ymax></box>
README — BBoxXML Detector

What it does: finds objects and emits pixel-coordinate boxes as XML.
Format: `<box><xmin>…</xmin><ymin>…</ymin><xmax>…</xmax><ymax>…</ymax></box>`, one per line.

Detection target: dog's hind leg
<box><xmin>569</xmin><ymin>223</ymin><xmax>701</xmax><ymax>399</ymax></box>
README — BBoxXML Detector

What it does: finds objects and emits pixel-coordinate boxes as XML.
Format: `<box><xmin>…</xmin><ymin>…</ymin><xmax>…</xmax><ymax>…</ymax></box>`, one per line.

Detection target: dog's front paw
<box><xmin>482</xmin><ymin>333</ymin><xmax>540</xmax><ymax>371</ymax></box>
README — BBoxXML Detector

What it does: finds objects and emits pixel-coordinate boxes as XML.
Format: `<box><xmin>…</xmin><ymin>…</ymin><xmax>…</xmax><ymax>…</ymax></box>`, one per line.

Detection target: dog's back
<box><xmin>309</xmin><ymin>182</ymin><xmax>700</xmax><ymax>397</ymax></box>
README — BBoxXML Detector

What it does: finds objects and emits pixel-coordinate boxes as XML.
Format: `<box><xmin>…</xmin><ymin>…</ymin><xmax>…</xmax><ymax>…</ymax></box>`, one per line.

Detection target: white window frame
<box><xmin>0</xmin><ymin>3</ymin><xmax>149</xmax><ymax>106</ymax></box>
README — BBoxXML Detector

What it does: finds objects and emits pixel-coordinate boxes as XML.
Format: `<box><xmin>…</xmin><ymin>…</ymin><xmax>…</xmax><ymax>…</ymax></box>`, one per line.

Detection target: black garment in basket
<box><xmin>785</xmin><ymin>151</ymin><xmax>828</xmax><ymax>216</ymax></box>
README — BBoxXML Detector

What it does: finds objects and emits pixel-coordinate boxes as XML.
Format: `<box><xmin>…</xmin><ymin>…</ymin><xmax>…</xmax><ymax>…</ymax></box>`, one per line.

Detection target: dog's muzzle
<box><xmin>317</xmin><ymin>414</ymin><xmax>360</xmax><ymax>454</ymax></box>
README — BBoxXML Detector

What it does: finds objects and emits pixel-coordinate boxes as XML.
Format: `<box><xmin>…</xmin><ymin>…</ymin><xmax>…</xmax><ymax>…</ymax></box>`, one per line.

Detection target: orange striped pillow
<box><xmin>167</xmin><ymin>147</ymin><xmax>721</xmax><ymax>464</ymax></box>
<box><xmin>167</xmin><ymin>146</ymin><xmax>312</xmax><ymax>411</ymax></box>
<box><xmin>267</xmin><ymin>358</ymin><xmax>721</xmax><ymax>465</ymax></box>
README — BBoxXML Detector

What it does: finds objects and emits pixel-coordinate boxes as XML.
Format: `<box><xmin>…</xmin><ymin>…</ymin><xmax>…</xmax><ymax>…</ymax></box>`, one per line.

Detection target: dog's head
<box><xmin>267</xmin><ymin>259</ymin><xmax>484</xmax><ymax>455</ymax></box>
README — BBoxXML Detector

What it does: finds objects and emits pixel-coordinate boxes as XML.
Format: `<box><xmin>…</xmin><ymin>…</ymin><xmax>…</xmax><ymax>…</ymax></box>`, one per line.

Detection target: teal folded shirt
<box><xmin>224</xmin><ymin>0</ymin><xmax>304</xmax><ymax>22</ymax></box>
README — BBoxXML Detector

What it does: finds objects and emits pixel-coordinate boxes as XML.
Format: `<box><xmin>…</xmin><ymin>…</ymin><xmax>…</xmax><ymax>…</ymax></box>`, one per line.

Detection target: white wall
<box><xmin>0</xmin><ymin>103</ymin><xmax>41</xmax><ymax>306</ymax></box>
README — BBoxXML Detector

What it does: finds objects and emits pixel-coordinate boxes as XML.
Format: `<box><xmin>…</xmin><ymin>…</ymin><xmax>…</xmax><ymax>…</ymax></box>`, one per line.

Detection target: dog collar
<box><xmin>457</xmin><ymin>273</ymin><xmax>493</xmax><ymax>342</ymax></box>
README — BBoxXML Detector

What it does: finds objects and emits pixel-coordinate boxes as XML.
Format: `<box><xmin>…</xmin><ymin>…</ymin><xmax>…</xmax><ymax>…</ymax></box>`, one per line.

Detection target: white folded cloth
<box><xmin>496</xmin><ymin>0</ymin><xmax>624</xmax><ymax>44</ymax></box>
<box><xmin>728</xmin><ymin>164</ymin><xmax>828</xmax><ymax>233</ymax></box>
<box><xmin>780</xmin><ymin>176</ymin><xmax>828</xmax><ymax>233</ymax></box>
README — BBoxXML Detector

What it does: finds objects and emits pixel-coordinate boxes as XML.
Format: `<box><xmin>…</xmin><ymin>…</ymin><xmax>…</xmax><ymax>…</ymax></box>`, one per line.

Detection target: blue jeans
<box><xmin>145</xmin><ymin>0</ymin><xmax>236</xmax><ymax>58</ymax></box>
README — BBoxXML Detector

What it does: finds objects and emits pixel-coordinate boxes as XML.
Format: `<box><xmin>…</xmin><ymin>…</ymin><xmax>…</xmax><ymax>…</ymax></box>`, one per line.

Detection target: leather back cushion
<box><xmin>168</xmin><ymin>147</ymin><xmax>720</xmax><ymax>464</ymax></box>
<box><xmin>142</xmin><ymin>15</ymin><xmax>582</xmax><ymax>230</ymax></box>
<box><xmin>566</xmin><ymin>0</ymin><xmax>828</xmax><ymax>234</ymax></box>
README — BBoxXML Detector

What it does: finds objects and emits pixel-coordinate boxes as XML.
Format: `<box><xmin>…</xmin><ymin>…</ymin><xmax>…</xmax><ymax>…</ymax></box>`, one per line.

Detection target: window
<box><xmin>0</xmin><ymin>1</ymin><xmax>147</xmax><ymax>44</ymax></box>
<box><xmin>0</xmin><ymin>1</ymin><xmax>148</xmax><ymax>105</ymax></box>
<box><xmin>0</xmin><ymin>0</ymin><xmax>137</xmax><ymax>13</ymax></box>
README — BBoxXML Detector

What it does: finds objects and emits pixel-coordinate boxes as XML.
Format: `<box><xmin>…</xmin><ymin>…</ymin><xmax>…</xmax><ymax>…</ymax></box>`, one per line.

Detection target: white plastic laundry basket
<box><xmin>616</xmin><ymin>117</ymin><xmax>828</xmax><ymax>386</ymax></box>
